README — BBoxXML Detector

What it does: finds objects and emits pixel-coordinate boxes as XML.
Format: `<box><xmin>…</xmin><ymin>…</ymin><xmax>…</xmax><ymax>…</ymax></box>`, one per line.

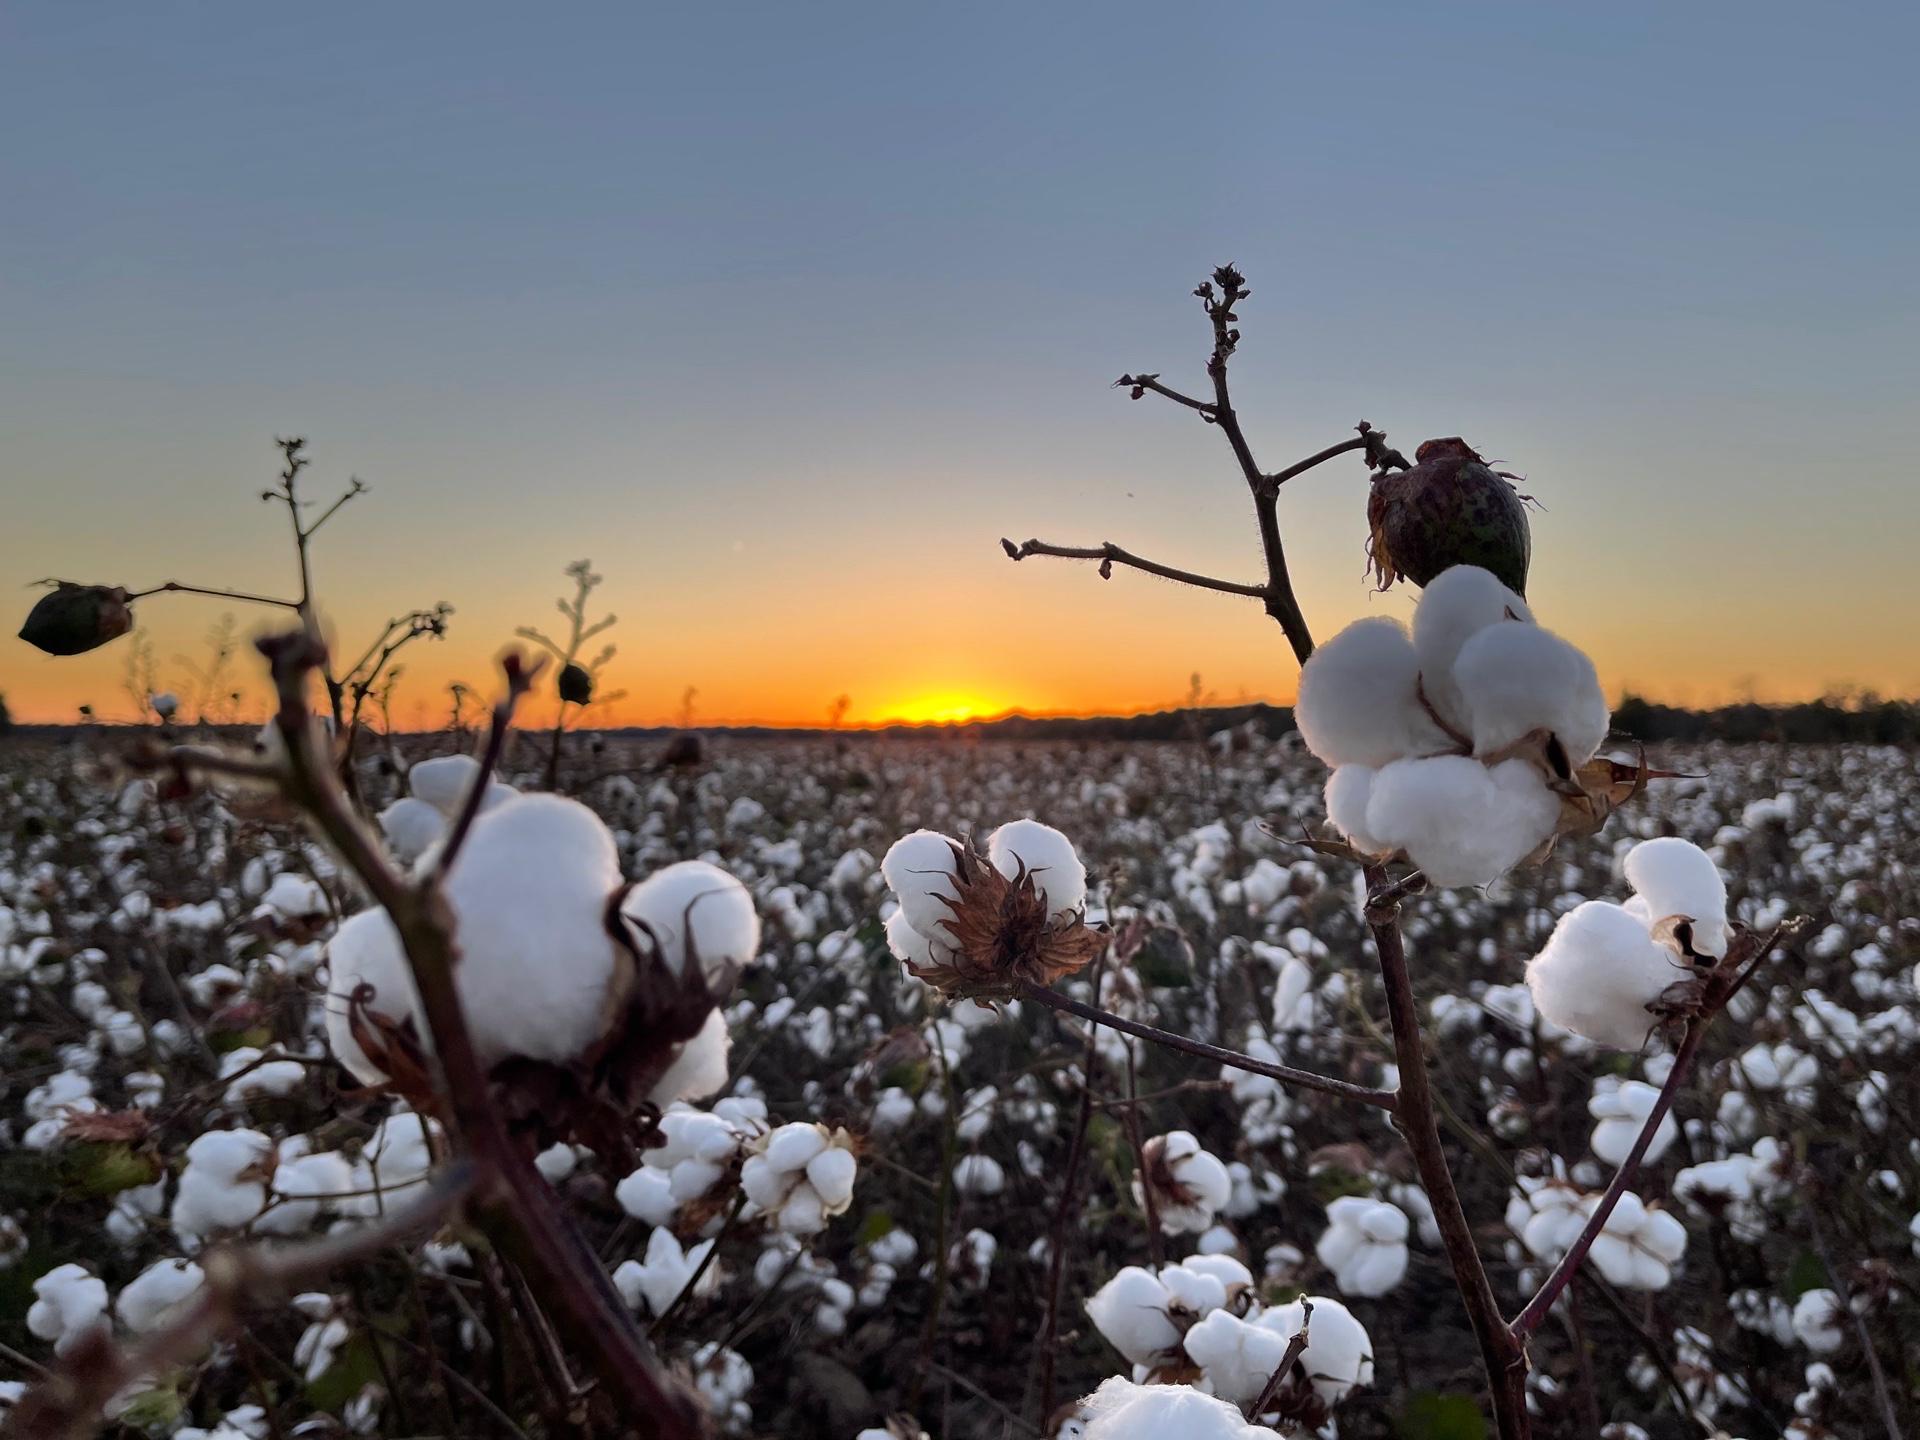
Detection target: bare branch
<box><xmin>124</xmin><ymin>580</ymin><xmax>301</xmax><ymax>611</ymax></box>
<box><xmin>431</xmin><ymin>652</ymin><xmax>539</xmax><ymax>881</ymax></box>
<box><xmin>1114</xmin><ymin>373</ymin><xmax>1215</xmax><ymax>414</ymax></box>
<box><xmin>1000</xmin><ymin>538</ymin><xmax>1266</xmax><ymax>598</ymax></box>
<box><xmin>1249</xmin><ymin>1297</ymin><xmax>1313</xmax><ymax>1420</ymax></box>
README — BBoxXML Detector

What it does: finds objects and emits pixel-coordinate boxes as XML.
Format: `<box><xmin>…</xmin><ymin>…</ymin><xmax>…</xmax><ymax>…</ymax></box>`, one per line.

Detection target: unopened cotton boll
<box><xmin>1365</xmin><ymin>756</ymin><xmax>1557</xmax><ymax>887</ymax></box>
<box><xmin>619</xmin><ymin>861</ymin><xmax>760</xmax><ymax>983</ymax></box>
<box><xmin>1525</xmin><ymin>901</ymin><xmax>1690</xmax><ymax>1050</ymax></box>
<box><xmin>986</xmin><ymin>819</ymin><xmax>1087</xmax><ymax>918</ymax></box>
<box><xmin>1623</xmin><ymin>837</ymin><xmax>1730</xmax><ymax>959</ymax></box>
<box><xmin>1451</xmin><ymin>620</ymin><xmax>1609</xmax><ymax>765</ymax></box>
<box><xmin>880</xmin><ymin>830</ymin><xmax>963</xmax><ymax>941</ymax></box>
<box><xmin>1411</xmin><ymin>565</ymin><xmax>1534</xmax><ymax>733</ymax></box>
<box><xmin>1294</xmin><ymin>617</ymin><xmax>1452</xmax><ymax>768</ymax></box>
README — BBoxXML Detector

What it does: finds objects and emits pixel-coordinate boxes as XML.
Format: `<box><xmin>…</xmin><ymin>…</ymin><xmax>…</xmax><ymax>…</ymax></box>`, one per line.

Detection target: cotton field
<box><xmin>0</xmin><ymin>729</ymin><xmax>1913</xmax><ymax>1439</ymax></box>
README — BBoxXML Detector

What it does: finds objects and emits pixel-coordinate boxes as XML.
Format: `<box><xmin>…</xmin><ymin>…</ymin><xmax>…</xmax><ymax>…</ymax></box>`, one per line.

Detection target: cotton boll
<box><xmin>1623</xmin><ymin>837</ymin><xmax>1730</xmax><ymax>959</ymax></box>
<box><xmin>441</xmin><ymin>794</ymin><xmax>624</xmax><ymax>1068</ymax></box>
<box><xmin>1315</xmin><ymin>1197</ymin><xmax>1411</xmax><ymax>1297</ymax></box>
<box><xmin>953</xmin><ymin>1154</ymin><xmax>1006</xmax><ymax>1197</ymax></box>
<box><xmin>322</xmin><ymin>908</ymin><xmax>423</xmax><ymax>1086</ymax></box>
<box><xmin>1588</xmin><ymin>1080</ymin><xmax>1678</xmax><ymax>1166</ymax></box>
<box><xmin>805</xmin><ymin>1147</ymin><xmax>858</xmax><ymax>1209</ymax></box>
<box><xmin>615</xmin><ymin>1166</ymin><xmax>677</xmax><ymax>1226</ymax></box>
<box><xmin>765</xmin><ymin>1123</ymin><xmax>830</xmax><ymax>1172</ymax></box>
<box><xmin>407</xmin><ymin>756</ymin><xmax>515</xmax><ymax>819</ymax></box>
<box><xmin>27</xmin><ymin>1264</ymin><xmax>109</xmax><ymax>1354</ymax></box>
<box><xmin>172</xmin><ymin>1129</ymin><xmax>274</xmax><ymax>1241</ymax></box>
<box><xmin>378</xmin><ymin>798</ymin><xmax>447</xmax><ymax>864</ymax></box>
<box><xmin>1081</xmin><ymin>1377</ymin><xmax>1284</xmax><ymax>1440</ymax></box>
<box><xmin>1452</xmin><ymin>620</ymin><xmax>1610</xmax><ymax>765</ymax></box>
<box><xmin>1324</xmin><ymin>766</ymin><xmax>1391</xmax><ymax>856</ymax></box>
<box><xmin>115</xmin><ymin>1258</ymin><xmax>205</xmax><ymax>1334</ymax></box>
<box><xmin>1085</xmin><ymin>1266</ymin><xmax>1180</xmax><ymax>1364</ymax></box>
<box><xmin>884</xmin><ymin>907</ymin><xmax>946</xmax><ymax>970</ymax></box>
<box><xmin>880</xmin><ymin>830</ymin><xmax>964</xmax><ymax>941</ymax></box>
<box><xmin>1294</xmin><ymin>618</ymin><xmax>1453</xmax><ymax>768</ymax></box>
<box><xmin>1791</xmin><ymin>1288</ymin><xmax>1846</xmax><ymax>1353</ymax></box>
<box><xmin>1365</xmin><ymin>756</ymin><xmax>1557</xmax><ymax>887</ymax></box>
<box><xmin>1182</xmin><ymin>1310</ymin><xmax>1292</xmax><ymax>1404</ymax></box>
<box><xmin>1525</xmin><ymin>902</ymin><xmax>1690</xmax><ymax>1050</ymax></box>
<box><xmin>620</xmin><ymin>861</ymin><xmax>761</xmax><ymax>983</ymax></box>
<box><xmin>1412</xmin><ymin>565</ymin><xmax>1534</xmax><ymax>733</ymax></box>
<box><xmin>646</xmin><ymin>1009</ymin><xmax>732</xmax><ymax>1107</ymax></box>
<box><xmin>1260</xmin><ymin>1295</ymin><xmax>1374</xmax><ymax>1405</ymax></box>
<box><xmin>986</xmin><ymin>819</ymin><xmax>1087</xmax><ymax>918</ymax></box>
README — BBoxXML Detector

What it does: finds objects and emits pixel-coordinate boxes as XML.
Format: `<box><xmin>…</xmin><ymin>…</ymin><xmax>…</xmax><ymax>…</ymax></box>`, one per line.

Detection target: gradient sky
<box><xmin>5</xmin><ymin>3</ymin><xmax>1917</xmax><ymax>727</ymax></box>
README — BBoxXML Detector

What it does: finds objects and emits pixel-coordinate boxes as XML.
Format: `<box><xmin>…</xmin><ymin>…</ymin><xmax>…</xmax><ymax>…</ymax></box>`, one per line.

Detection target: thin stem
<box><xmin>1012</xmin><ymin>979</ymin><xmax>1396</xmax><ymax>1110</ymax></box>
<box><xmin>1034</xmin><ymin>954</ymin><xmax>1104</xmax><ymax>1420</ymax></box>
<box><xmin>1807</xmin><ymin>1198</ymin><xmax>1906</xmax><ymax>1440</ymax></box>
<box><xmin>1267</xmin><ymin>435</ymin><xmax>1368</xmax><ymax>487</ymax></box>
<box><xmin>650</xmin><ymin>1191</ymin><xmax>747</xmax><ymax>1339</ymax></box>
<box><xmin>431</xmin><ymin>659</ymin><xmax>533</xmax><ymax>882</ymax></box>
<box><xmin>1115</xmin><ymin>373</ymin><xmax>1216</xmax><ymax>413</ymax></box>
<box><xmin>1362</xmin><ymin>866</ymin><xmax>1528</xmax><ymax>1437</ymax></box>
<box><xmin>1000</xmin><ymin>537</ymin><xmax>1266</xmax><ymax>597</ymax></box>
<box><xmin>126</xmin><ymin>580</ymin><xmax>301</xmax><ymax>611</ymax></box>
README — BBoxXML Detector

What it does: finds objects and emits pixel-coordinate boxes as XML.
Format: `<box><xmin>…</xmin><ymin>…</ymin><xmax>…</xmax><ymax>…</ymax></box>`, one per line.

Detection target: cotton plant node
<box><xmin>1367</xmin><ymin>436</ymin><xmax>1535</xmax><ymax>597</ymax></box>
<box><xmin>902</xmin><ymin>838</ymin><xmax>1105</xmax><ymax>1001</ymax></box>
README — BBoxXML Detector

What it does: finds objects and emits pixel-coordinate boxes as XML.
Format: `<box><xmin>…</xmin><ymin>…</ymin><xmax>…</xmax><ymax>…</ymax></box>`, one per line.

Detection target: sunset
<box><xmin>4</xmin><ymin>7</ymin><xmax>1919</xmax><ymax>1440</ymax></box>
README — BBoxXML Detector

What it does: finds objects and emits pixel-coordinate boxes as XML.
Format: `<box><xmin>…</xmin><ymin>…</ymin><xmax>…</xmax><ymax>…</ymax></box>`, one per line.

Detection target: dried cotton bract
<box><xmin>1305</xmin><ymin>564</ymin><xmax>1620</xmax><ymax>887</ymax></box>
<box><xmin>880</xmin><ymin>821</ymin><xmax>1101</xmax><ymax>999</ymax></box>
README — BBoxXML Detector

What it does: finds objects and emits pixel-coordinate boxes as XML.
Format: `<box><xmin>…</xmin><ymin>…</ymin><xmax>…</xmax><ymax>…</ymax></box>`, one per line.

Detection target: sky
<box><xmin>4</xmin><ymin>3</ymin><xmax>1917</xmax><ymax>728</ymax></box>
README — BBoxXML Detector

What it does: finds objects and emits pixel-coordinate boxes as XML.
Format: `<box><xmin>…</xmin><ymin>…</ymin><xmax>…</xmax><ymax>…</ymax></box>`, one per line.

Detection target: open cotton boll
<box><xmin>440</xmin><ymin>794</ymin><xmax>624</xmax><ymax>1068</ymax></box>
<box><xmin>1365</xmin><ymin>756</ymin><xmax>1557</xmax><ymax>887</ymax></box>
<box><xmin>1085</xmin><ymin>1266</ymin><xmax>1180</xmax><ymax>1364</ymax></box>
<box><xmin>378</xmin><ymin>797</ymin><xmax>447</xmax><ymax>864</ymax></box>
<box><xmin>1525</xmin><ymin>901</ymin><xmax>1690</xmax><ymax>1049</ymax></box>
<box><xmin>880</xmin><ymin>829</ymin><xmax>963</xmax><ymax>940</ymax></box>
<box><xmin>1294</xmin><ymin>618</ymin><xmax>1453</xmax><ymax>768</ymax></box>
<box><xmin>1082</xmin><ymin>1377</ymin><xmax>1283</xmax><ymax>1440</ymax></box>
<box><xmin>646</xmin><ymin>1008</ymin><xmax>731</xmax><ymax>1107</ymax></box>
<box><xmin>115</xmin><ymin>1258</ymin><xmax>205</xmax><ymax>1334</ymax></box>
<box><xmin>1411</xmin><ymin>565</ymin><xmax>1534</xmax><ymax>733</ymax></box>
<box><xmin>1451</xmin><ymin>620</ymin><xmax>1610</xmax><ymax>765</ymax></box>
<box><xmin>27</xmin><ymin>1264</ymin><xmax>109</xmax><ymax>1355</ymax></box>
<box><xmin>883</xmin><ymin>906</ymin><xmax>946</xmax><ymax>970</ymax></box>
<box><xmin>323</xmin><ymin>908</ymin><xmax>424</xmax><ymax>1086</ymax></box>
<box><xmin>1588</xmin><ymin>1079</ymin><xmax>1678</xmax><ymax>1166</ymax></box>
<box><xmin>1258</xmin><ymin>1296</ymin><xmax>1374</xmax><ymax>1405</ymax></box>
<box><xmin>1324</xmin><ymin>766</ymin><xmax>1391</xmax><ymax>856</ymax></box>
<box><xmin>172</xmin><ymin>1129</ymin><xmax>274</xmax><ymax>1240</ymax></box>
<box><xmin>619</xmin><ymin>861</ymin><xmax>761</xmax><ymax>982</ymax></box>
<box><xmin>406</xmin><ymin>755</ymin><xmax>517</xmax><ymax>819</ymax></box>
<box><xmin>986</xmin><ymin>819</ymin><xmax>1087</xmax><ymax>918</ymax></box>
<box><xmin>1314</xmin><ymin>1196</ymin><xmax>1411</xmax><ymax>1297</ymax></box>
<box><xmin>1624</xmin><ymin>837</ymin><xmax>1730</xmax><ymax>958</ymax></box>
<box><xmin>1183</xmin><ymin>1309</ymin><xmax>1292</xmax><ymax>1405</ymax></box>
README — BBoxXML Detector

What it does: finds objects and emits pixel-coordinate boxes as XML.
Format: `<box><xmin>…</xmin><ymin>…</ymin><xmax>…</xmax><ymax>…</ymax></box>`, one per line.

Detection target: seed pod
<box><xmin>1366</xmin><ymin>438</ymin><xmax>1531</xmax><ymax>597</ymax></box>
<box><xmin>19</xmin><ymin>583</ymin><xmax>135</xmax><ymax>656</ymax></box>
<box><xmin>557</xmin><ymin>662</ymin><xmax>593</xmax><ymax>705</ymax></box>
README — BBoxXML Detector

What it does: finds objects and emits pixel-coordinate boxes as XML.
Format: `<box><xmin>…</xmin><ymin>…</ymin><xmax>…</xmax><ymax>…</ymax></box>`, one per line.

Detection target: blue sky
<box><xmin>5</xmin><ymin>3</ymin><xmax>1917</xmax><ymax>722</ymax></box>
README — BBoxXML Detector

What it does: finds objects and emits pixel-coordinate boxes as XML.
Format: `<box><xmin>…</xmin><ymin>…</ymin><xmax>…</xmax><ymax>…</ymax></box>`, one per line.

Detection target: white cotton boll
<box><xmin>1315</xmin><ymin>1197</ymin><xmax>1411</xmax><ymax>1297</ymax></box>
<box><xmin>257</xmin><ymin>1151</ymin><xmax>355</xmax><ymax>1235</ymax></box>
<box><xmin>805</xmin><ymin>1147</ymin><xmax>858</xmax><ymax>1210</ymax></box>
<box><xmin>613</xmin><ymin>1229</ymin><xmax>716</xmax><ymax>1317</ymax></box>
<box><xmin>260</xmin><ymin>872</ymin><xmax>326</xmax><ymax>921</ymax></box>
<box><xmin>1183</xmin><ymin>1310</ymin><xmax>1292</xmax><ymax>1405</ymax></box>
<box><xmin>764</xmin><ymin>1123</ymin><xmax>830</xmax><ymax>1173</ymax></box>
<box><xmin>440</xmin><ymin>794</ymin><xmax>624</xmax><ymax>1068</ymax></box>
<box><xmin>1583</xmin><ymin>1192</ymin><xmax>1686</xmax><ymax>1290</ymax></box>
<box><xmin>1525</xmin><ymin>902</ymin><xmax>1689</xmax><ymax>1050</ymax></box>
<box><xmin>1085</xmin><ymin>1266</ymin><xmax>1180</xmax><ymax>1365</ymax></box>
<box><xmin>646</xmin><ymin>1009</ymin><xmax>731</xmax><ymax>1108</ymax></box>
<box><xmin>778</xmin><ymin>1184</ymin><xmax>826</xmax><ymax>1235</ymax></box>
<box><xmin>1260</xmin><ymin>1295</ymin><xmax>1374</xmax><ymax>1405</ymax></box>
<box><xmin>1623</xmin><ymin>838</ymin><xmax>1730</xmax><ymax>959</ymax></box>
<box><xmin>953</xmin><ymin>1154</ymin><xmax>1006</xmax><ymax>1197</ymax></box>
<box><xmin>739</xmin><ymin>1155</ymin><xmax>789</xmax><ymax>1211</ymax></box>
<box><xmin>1791</xmin><ymin>1289</ymin><xmax>1845</xmax><ymax>1353</ymax></box>
<box><xmin>406</xmin><ymin>756</ymin><xmax>515</xmax><ymax>819</ymax></box>
<box><xmin>986</xmin><ymin>819</ymin><xmax>1087</xmax><ymax>918</ymax></box>
<box><xmin>620</xmin><ymin>861</ymin><xmax>761</xmax><ymax>982</ymax></box>
<box><xmin>1081</xmin><ymin>1377</ymin><xmax>1284</xmax><ymax>1440</ymax></box>
<box><xmin>1324</xmin><ymin>766</ymin><xmax>1391</xmax><ymax>856</ymax></box>
<box><xmin>322</xmin><ymin>908</ymin><xmax>422</xmax><ymax>1086</ymax></box>
<box><xmin>1452</xmin><ymin>620</ymin><xmax>1610</xmax><ymax>765</ymax></box>
<box><xmin>172</xmin><ymin>1129</ymin><xmax>274</xmax><ymax>1240</ymax></box>
<box><xmin>880</xmin><ymin>830</ymin><xmax>964</xmax><ymax>941</ymax></box>
<box><xmin>1588</xmin><ymin>1080</ymin><xmax>1678</xmax><ymax>1166</ymax></box>
<box><xmin>1294</xmin><ymin>618</ymin><xmax>1452</xmax><ymax>768</ymax></box>
<box><xmin>27</xmin><ymin>1264</ymin><xmax>109</xmax><ymax>1354</ymax></box>
<box><xmin>615</xmin><ymin>1166</ymin><xmax>677</xmax><ymax>1226</ymax></box>
<box><xmin>378</xmin><ymin>798</ymin><xmax>447</xmax><ymax>864</ymax></box>
<box><xmin>1412</xmin><ymin>565</ymin><xmax>1534</xmax><ymax>733</ymax></box>
<box><xmin>115</xmin><ymin>1258</ymin><xmax>204</xmax><ymax>1334</ymax></box>
<box><xmin>883</xmin><ymin>907</ymin><xmax>943</xmax><ymax>970</ymax></box>
<box><xmin>1365</xmin><ymin>756</ymin><xmax>1557</xmax><ymax>887</ymax></box>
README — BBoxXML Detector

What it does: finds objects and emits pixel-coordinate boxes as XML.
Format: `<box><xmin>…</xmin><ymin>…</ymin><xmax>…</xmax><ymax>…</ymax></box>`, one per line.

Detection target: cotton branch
<box><xmin>2</xmin><ymin>1165</ymin><xmax>474</xmax><ymax>1440</ymax></box>
<box><xmin>123</xmin><ymin>580</ymin><xmax>302</xmax><ymax>611</ymax></box>
<box><xmin>1248</xmin><ymin>1297</ymin><xmax>1314</xmax><ymax>1421</ymax></box>
<box><xmin>1006</xmin><ymin>266</ymin><xmax>1408</xmax><ymax>668</ymax></box>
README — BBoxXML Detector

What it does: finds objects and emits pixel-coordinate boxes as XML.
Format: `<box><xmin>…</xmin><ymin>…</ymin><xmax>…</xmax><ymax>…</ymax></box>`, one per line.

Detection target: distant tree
<box><xmin>828</xmin><ymin>693</ymin><xmax>851</xmax><ymax>729</ymax></box>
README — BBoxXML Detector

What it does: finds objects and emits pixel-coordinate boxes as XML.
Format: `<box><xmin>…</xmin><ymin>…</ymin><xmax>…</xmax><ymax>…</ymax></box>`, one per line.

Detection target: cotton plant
<box><xmin>1182</xmin><ymin>1296</ymin><xmax>1375</xmax><ymax>1425</ymax></box>
<box><xmin>1134</xmin><ymin>1131</ymin><xmax>1233</xmax><ymax>1235</ymax></box>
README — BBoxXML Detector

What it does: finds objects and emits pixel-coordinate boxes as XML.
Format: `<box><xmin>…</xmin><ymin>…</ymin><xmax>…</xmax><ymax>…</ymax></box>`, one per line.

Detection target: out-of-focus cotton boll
<box><xmin>172</xmin><ymin>1129</ymin><xmax>273</xmax><ymax>1241</ymax></box>
<box><xmin>322</xmin><ymin>908</ymin><xmax>422</xmax><ymax>1086</ymax></box>
<box><xmin>1583</xmin><ymin>1191</ymin><xmax>1686</xmax><ymax>1290</ymax></box>
<box><xmin>1623</xmin><ymin>837</ymin><xmax>1730</xmax><ymax>959</ymax></box>
<box><xmin>646</xmin><ymin>1008</ymin><xmax>732</xmax><ymax>1108</ymax></box>
<box><xmin>1412</xmin><ymin>565</ymin><xmax>1534</xmax><ymax>733</ymax></box>
<box><xmin>612</xmin><ymin>1228</ymin><xmax>718</xmax><ymax>1317</ymax></box>
<box><xmin>1365</xmin><ymin>756</ymin><xmax>1557</xmax><ymax>887</ymax></box>
<box><xmin>1324</xmin><ymin>766</ymin><xmax>1390</xmax><ymax>856</ymax></box>
<box><xmin>880</xmin><ymin>830</ymin><xmax>964</xmax><ymax>941</ymax></box>
<box><xmin>406</xmin><ymin>755</ymin><xmax>516</xmax><ymax>819</ymax></box>
<box><xmin>953</xmin><ymin>1154</ymin><xmax>1006</xmax><ymax>1197</ymax></box>
<box><xmin>1314</xmin><ymin>1196</ymin><xmax>1411</xmax><ymax>1296</ymax></box>
<box><xmin>1085</xmin><ymin>1267</ymin><xmax>1181</xmax><ymax>1364</ymax></box>
<box><xmin>439</xmin><ymin>794</ymin><xmax>623</xmax><ymax>1068</ymax></box>
<box><xmin>26</xmin><ymin>1263</ymin><xmax>109</xmax><ymax>1354</ymax></box>
<box><xmin>1525</xmin><ymin>901</ymin><xmax>1689</xmax><ymax>1050</ymax></box>
<box><xmin>115</xmin><ymin>1258</ymin><xmax>205</xmax><ymax>1333</ymax></box>
<box><xmin>1261</xmin><ymin>1295</ymin><xmax>1375</xmax><ymax>1404</ymax></box>
<box><xmin>1451</xmin><ymin>620</ymin><xmax>1609</xmax><ymax>764</ymax></box>
<box><xmin>1136</xmin><ymin>1131</ymin><xmax>1232</xmax><ymax>1234</ymax></box>
<box><xmin>1588</xmin><ymin>1080</ymin><xmax>1678</xmax><ymax>1166</ymax></box>
<box><xmin>378</xmin><ymin>798</ymin><xmax>447</xmax><ymax>864</ymax></box>
<box><xmin>620</xmin><ymin>861</ymin><xmax>761</xmax><ymax>983</ymax></box>
<box><xmin>1082</xmin><ymin>1377</ymin><xmax>1283</xmax><ymax>1440</ymax></box>
<box><xmin>986</xmin><ymin>819</ymin><xmax>1087</xmax><ymax>918</ymax></box>
<box><xmin>1294</xmin><ymin>618</ymin><xmax>1452</xmax><ymax>768</ymax></box>
<box><xmin>1790</xmin><ymin>1289</ymin><xmax>1846</xmax><ymax>1353</ymax></box>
